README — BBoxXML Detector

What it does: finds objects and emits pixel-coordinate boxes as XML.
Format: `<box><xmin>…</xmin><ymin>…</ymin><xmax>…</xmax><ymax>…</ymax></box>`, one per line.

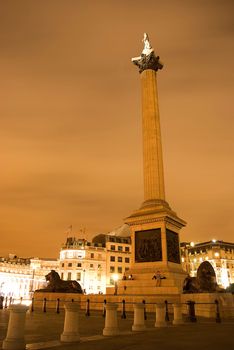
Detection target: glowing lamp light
<box><xmin>212</xmin><ymin>239</ymin><xmax>216</xmax><ymax>243</ymax></box>
<box><xmin>112</xmin><ymin>274</ymin><xmax>118</xmax><ymax>282</ymax></box>
<box><xmin>214</xmin><ymin>252</ymin><xmax>219</xmax><ymax>257</ymax></box>
<box><xmin>190</xmin><ymin>242</ymin><xmax>195</xmax><ymax>247</ymax></box>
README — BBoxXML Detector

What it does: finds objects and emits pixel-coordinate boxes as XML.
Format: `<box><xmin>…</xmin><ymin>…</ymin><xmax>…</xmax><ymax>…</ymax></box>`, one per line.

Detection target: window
<box><xmin>67</xmin><ymin>272</ymin><xmax>71</xmax><ymax>280</ymax></box>
<box><xmin>110</xmin><ymin>256</ymin><xmax>115</xmax><ymax>262</ymax></box>
<box><xmin>110</xmin><ymin>266</ymin><xmax>115</xmax><ymax>273</ymax></box>
<box><xmin>77</xmin><ymin>272</ymin><xmax>81</xmax><ymax>281</ymax></box>
<box><xmin>118</xmin><ymin>246</ymin><xmax>123</xmax><ymax>251</ymax></box>
<box><xmin>125</xmin><ymin>247</ymin><xmax>130</xmax><ymax>252</ymax></box>
<box><xmin>98</xmin><ymin>264</ymin><xmax>101</xmax><ymax>269</ymax></box>
<box><xmin>125</xmin><ymin>257</ymin><xmax>130</xmax><ymax>263</ymax></box>
<box><xmin>110</xmin><ymin>278</ymin><xmax>114</xmax><ymax>285</ymax></box>
<box><xmin>91</xmin><ymin>253</ymin><xmax>94</xmax><ymax>259</ymax></box>
<box><xmin>61</xmin><ymin>272</ymin><xmax>64</xmax><ymax>280</ymax></box>
<box><xmin>110</xmin><ymin>245</ymin><xmax>115</xmax><ymax>251</ymax></box>
<box><xmin>68</xmin><ymin>263</ymin><xmax>72</xmax><ymax>267</ymax></box>
<box><xmin>118</xmin><ymin>257</ymin><xmax>122</xmax><ymax>262</ymax></box>
<box><xmin>77</xmin><ymin>263</ymin><xmax>82</xmax><ymax>267</ymax></box>
<box><xmin>125</xmin><ymin>267</ymin><xmax>129</xmax><ymax>272</ymax></box>
<box><xmin>61</xmin><ymin>263</ymin><xmax>64</xmax><ymax>267</ymax></box>
<box><xmin>90</xmin><ymin>264</ymin><xmax>94</xmax><ymax>268</ymax></box>
<box><xmin>118</xmin><ymin>266</ymin><xmax>122</xmax><ymax>273</ymax></box>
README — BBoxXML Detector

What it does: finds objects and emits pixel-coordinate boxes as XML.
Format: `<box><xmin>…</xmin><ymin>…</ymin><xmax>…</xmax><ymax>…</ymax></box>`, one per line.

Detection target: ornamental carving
<box><xmin>132</xmin><ymin>52</ymin><xmax>163</xmax><ymax>73</ymax></box>
<box><xmin>135</xmin><ymin>228</ymin><xmax>162</xmax><ymax>262</ymax></box>
<box><xmin>166</xmin><ymin>229</ymin><xmax>180</xmax><ymax>264</ymax></box>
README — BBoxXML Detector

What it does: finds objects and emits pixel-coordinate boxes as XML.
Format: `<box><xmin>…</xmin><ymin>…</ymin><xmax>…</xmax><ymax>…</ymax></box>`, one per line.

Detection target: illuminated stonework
<box><xmin>59</xmin><ymin>233</ymin><xmax>132</xmax><ymax>293</ymax></box>
<box><xmin>0</xmin><ymin>256</ymin><xmax>59</xmax><ymax>302</ymax></box>
<box><xmin>180</xmin><ymin>240</ymin><xmax>234</xmax><ymax>288</ymax></box>
<box><xmin>59</xmin><ymin>237</ymin><xmax>106</xmax><ymax>294</ymax></box>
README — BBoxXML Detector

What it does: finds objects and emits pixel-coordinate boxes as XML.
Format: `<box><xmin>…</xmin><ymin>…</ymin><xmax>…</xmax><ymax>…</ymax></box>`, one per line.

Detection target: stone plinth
<box><xmin>132</xmin><ymin>303</ymin><xmax>146</xmax><ymax>331</ymax></box>
<box><xmin>103</xmin><ymin>303</ymin><xmax>119</xmax><ymax>336</ymax></box>
<box><xmin>172</xmin><ymin>303</ymin><xmax>184</xmax><ymax>325</ymax></box>
<box><xmin>155</xmin><ymin>304</ymin><xmax>167</xmax><ymax>327</ymax></box>
<box><xmin>60</xmin><ymin>303</ymin><xmax>80</xmax><ymax>342</ymax></box>
<box><xmin>2</xmin><ymin>304</ymin><xmax>28</xmax><ymax>350</ymax></box>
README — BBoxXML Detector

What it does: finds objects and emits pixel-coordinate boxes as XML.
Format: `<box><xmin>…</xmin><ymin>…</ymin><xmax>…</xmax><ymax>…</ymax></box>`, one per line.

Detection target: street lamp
<box><xmin>83</xmin><ymin>269</ymin><xmax>86</xmax><ymax>294</ymax></box>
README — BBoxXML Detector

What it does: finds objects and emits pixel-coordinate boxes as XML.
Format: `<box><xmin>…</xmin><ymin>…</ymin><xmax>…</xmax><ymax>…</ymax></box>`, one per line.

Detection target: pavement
<box><xmin>0</xmin><ymin>308</ymin><xmax>234</xmax><ymax>350</ymax></box>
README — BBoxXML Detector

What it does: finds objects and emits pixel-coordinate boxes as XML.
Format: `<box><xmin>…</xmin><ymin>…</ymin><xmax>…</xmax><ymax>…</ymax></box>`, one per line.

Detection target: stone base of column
<box><xmin>2</xmin><ymin>339</ymin><xmax>26</xmax><ymax>350</ymax></box>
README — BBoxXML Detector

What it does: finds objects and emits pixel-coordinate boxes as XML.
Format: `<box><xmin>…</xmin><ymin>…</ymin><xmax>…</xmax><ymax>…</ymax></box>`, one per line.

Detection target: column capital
<box><xmin>132</xmin><ymin>52</ymin><xmax>163</xmax><ymax>73</ymax></box>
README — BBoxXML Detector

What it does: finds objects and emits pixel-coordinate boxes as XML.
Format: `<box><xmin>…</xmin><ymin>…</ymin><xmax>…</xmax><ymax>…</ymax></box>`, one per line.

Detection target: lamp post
<box><xmin>83</xmin><ymin>269</ymin><xmax>86</xmax><ymax>294</ymax></box>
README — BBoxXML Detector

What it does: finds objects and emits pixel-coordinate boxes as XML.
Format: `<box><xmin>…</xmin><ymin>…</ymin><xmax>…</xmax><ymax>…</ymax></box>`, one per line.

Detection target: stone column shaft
<box><xmin>141</xmin><ymin>69</ymin><xmax>165</xmax><ymax>203</ymax></box>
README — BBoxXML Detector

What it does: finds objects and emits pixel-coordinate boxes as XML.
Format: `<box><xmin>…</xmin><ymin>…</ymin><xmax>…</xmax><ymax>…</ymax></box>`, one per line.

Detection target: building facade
<box><xmin>59</xmin><ymin>234</ymin><xmax>132</xmax><ymax>292</ymax></box>
<box><xmin>181</xmin><ymin>240</ymin><xmax>234</xmax><ymax>288</ymax></box>
<box><xmin>59</xmin><ymin>237</ymin><xmax>106</xmax><ymax>294</ymax></box>
<box><xmin>0</xmin><ymin>255</ymin><xmax>59</xmax><ymax>301</ymax></box>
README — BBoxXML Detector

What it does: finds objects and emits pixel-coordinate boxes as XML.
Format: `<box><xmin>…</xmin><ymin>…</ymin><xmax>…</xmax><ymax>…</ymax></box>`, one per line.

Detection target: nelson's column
<box><xmin>118</xmin><ymin>34</ymin><xmax>186</xmax><ymax>295</ymax></box>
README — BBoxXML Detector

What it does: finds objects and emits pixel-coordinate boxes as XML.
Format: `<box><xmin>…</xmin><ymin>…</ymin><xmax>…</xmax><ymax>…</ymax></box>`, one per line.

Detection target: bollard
<box><xmin>0</xmin><ymin>296</ymin><xmax>4</xmax><ymax>309</ymax></box>
<box><xmin>9</xmin><ymin>297</ymin><xmax>12</xmax><ymax>305</ymax></box>
<box><xmin>187</xmin><ymin>300</ymin><xmax>197</xmax><ymax>322</ymax></box>
<box><xmin>172</xmin><ymin>303</ymin><xmax>184</xmax><ymax>325</ymax></box>
<box><xmin>132</xmin><ymin>303</ymin><xmax>146</xmax><ymax>331</ymax></box>
<box><xmin>85</xmin><ymin>299</ymin><xmax>90</xmax><ymax>316</ymax></box>
<box><xmin>215</xmin><ymin>299</ymin><xmax>221</xmax><ymax>323</ymax></box>
<box><xmin>4</xmin><ymin>297</ymin><xmax>8</xmax><ymax>309</ymax></box>
<box><xmin>165</xmin><ymin>300</ymin><xmax>169</xmax><ymax>321</ymax></box>
<box><xmin>155</xmin><ymin>304</ymin><xmax>167</xmax><ymax>327</ymax></box>
<box><xmin>43</xmin><ymin>298</ymin><xmax>47</xmax><ymax>313</ymax></box>
<box><xmin>121</xmin><ymin>299</ymin><xmax>126</xmax><ymax>319</ymax></box>
<box><xmin>142</xmin><ymin>300</ymin><xmax>147</xmax><ymax>320</ymax></box>
<box><xmin>20</xmin><ymin>297</ymin><xmax>23</xmax><ymax>304</ymax></box>
<box><xmin>103</xmin><ymin>303</ymin><xmax>119</xmax><ymax>336</ymax></box>
<box><xmin>56</xmin><ymin>298</ymin><xmax>60</xmax><ymax>314</ymax></box>
<box><xmin>60</xmin><ymin>303</ymin><xmax>80</xmax><ymax>342</ymax></box>
<box><xmin>30</xmin><ymin>298</ymin><xmax>34</xmax><ymax>313</ymax></box>
<box><xmin>102</xmin><ymin>299</ymin><xmax>106</xmax><ymax>318</ymax></box>
<box><xmin>2</xmin><ymin>304</ymin><xmax>29</xmax><ymax>350</ymax></box>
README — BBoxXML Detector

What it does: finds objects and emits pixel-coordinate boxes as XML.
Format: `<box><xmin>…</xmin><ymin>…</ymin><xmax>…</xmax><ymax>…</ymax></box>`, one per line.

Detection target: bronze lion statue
<box><xmin>35</xmin><ymin>270</ymin><xmax>83</xmax><ymax>293</ymax></box>
<box><xmin>183</xmin><ymin>261</ymin><xmax>222</xmax><ymax>293</ymax></box>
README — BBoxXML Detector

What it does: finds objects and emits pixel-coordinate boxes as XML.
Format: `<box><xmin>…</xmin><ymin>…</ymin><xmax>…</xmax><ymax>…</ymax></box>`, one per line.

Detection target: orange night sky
<box><xmin>0</xmin><ymin>0</ymin><xmax>233</xmax><ymax>258</ymax></box>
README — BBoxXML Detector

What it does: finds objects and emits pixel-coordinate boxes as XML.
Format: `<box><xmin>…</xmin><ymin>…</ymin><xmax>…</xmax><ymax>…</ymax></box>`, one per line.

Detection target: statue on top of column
<box><xmin>132</xmin><ymin>33</ymin><xmax>163</xmax><ymax>73</ymax></box>
<box><xmin>142</xmin><ymin>33</ymin><xmax>154</xmax><ymax>56</ymax></box>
